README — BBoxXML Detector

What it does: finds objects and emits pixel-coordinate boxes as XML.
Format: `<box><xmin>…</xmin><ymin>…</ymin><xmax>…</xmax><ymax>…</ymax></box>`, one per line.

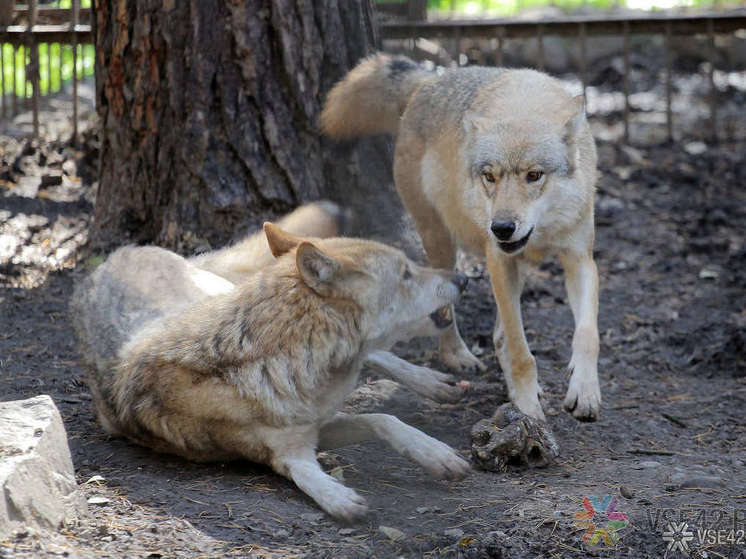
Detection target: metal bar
<box><xmin>11</xmin><ymin>43</ymin><xmax>16</xmax><ymax>115</ymax></box>
<box><xmin>0</xmin><ymin>41</ymin><xmax>5</xmax><ymax>118</ymax></box>
<box><xmin>0</xmin><ymin>25</ymin><xmax>94</xmax><ymax>43</ymax></box>
<box><xmin>536</xmin><ymin>23</ymin><xmax>544</xmax><ymax>70</ymax></box>
<box><xmin>707</xmin><ymin>18</ymin><xmax>717</xmax><ymax>143</ymax></box>
<box><xmin>71</xmin><ymin>0</ymin><xmax>79</xmax><ymax>144</ymax></box>
<box><xmin>407</xmin><ymin>0</ymin><xmax>427</xmax><ymax>22</ymax></box>
<box><xmin>380</xmin><ymin>12</ymin><xmax>746</xmax><ymax>40</ymax></box>
<box><xmin>665</xmin><ymin>20</ymin><xmax>672</xmax><ymax>143</ymax></box>
<box><xmin>454</xmin><ymin>25</ymin><xmax>461</xmax><ymax>66</ymax></box>
<box><xmin>496</xmin><ymin>24</ymin><xmax>504</xmax><ymax>66</ymax></box>
<box><xmin>12</xmin><ymin>6</ymin><xmax>92</xmax><ymax>22</ymax></box>
<box><xmin>29</xmin><ymin>0</ymin><xmax>39</xmax><ymax>136</ymax></box>
<box><xmin>376</xmin><ymin>2</ymin><xmax>408</xmax><ymax>18</ymax></box>
<box><xmin>579</xmin><ymin>21</ymin><xmax>587</xmax><ymax>104</ymax></box>
<box><xmin>23</xmin><ymin>46</ymin><xmax>29</xmax><ymax>111</ymax></box>
<box><xmin>46</xmin><ymin>41</ymin><xmax>51</xmax><ymax>94</ymax></box>
<box><xmin>58</xmin><ymin>41</ymin><xmax>62</xmax><ymax>93</ymax></box>
<box><xmin>623</xmin><ymin>20</ymin><xmax>630</xmax><ymax>144</ymax></box>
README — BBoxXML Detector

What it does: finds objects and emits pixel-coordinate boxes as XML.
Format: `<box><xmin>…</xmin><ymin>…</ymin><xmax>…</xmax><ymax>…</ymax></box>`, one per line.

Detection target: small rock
<box><xmin>379</xmin><ymin>525</ymin><xmax>405</xmax><ymax>542</ymax></box>
<box><xmin>620</xmin><ymin>485</ymin><xmax>634</xmax><ymax>499</ymax></box>
<box><xmin>300</xmin><ymin>512</ymin><xmax>324</xmax><ymax>523</ymax></box>
<box><xmin>699</xmin><ymin>267</ymin><xmax>720</xmax><ymax>280</ymax></box>
<box><xmin>87</xmin><ymin>496</ymin><xmax>110</xmax><ymax>506</ymax></box>
<box><xmin>635</xmin><ymin>460</ymin><xmax>662</xmax><ymax>469</ymax></box>
<box><xmin>338</xmin><ymin>528</ymin><xmax>356</xmax><ymax>535</ymax></box>
<box><xmin>274</xmin><ymin>529</ymin><xmax>289</xmax><ymax>538</ymax></box>
<box><xmin>444</xmin><ymin>528</ymin><xmax>464</xmax><ymax>539</ymax></box>
<box><xmin>684</xmin><ymin>141</ymin><xmax>707</xmax><ymax>155</ymax></box>
<box><xmin>666</xmin><ymin>475</ymin><xmax>726</xmax><ymax>491</ymax></box>
<box><xmin>62</xmin><ymin>159</ymin><xmax>77</xmax><ymax>177</ymax></box>
<box><xmin>416</xmin><ymin>506</ymin><xmax>431</xmax><ymax>514</ymax></box>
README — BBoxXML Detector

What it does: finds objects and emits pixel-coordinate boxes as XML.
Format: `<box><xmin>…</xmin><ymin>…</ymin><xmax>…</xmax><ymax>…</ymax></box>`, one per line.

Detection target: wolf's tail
<box><xmin>321</xmin><ymin>54</ymin><xmax>430</xmax><ymax>139</ymax></box>
<box><xmin>189</xmin><ymin>201</ymin><xmax>352</xmax><ymax>284</ymax></box>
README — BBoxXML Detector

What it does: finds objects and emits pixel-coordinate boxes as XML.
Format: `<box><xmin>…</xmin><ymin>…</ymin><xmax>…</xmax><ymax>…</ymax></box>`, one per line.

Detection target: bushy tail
<box><xmin>321</xmin><ymin>54</ymin><xmax>429</xmax><ymax>139</ymax></box>
<box><xmin>189</xmin><ymin>201</ymin><xmax>352</xmax><ymax>284</ymax></box>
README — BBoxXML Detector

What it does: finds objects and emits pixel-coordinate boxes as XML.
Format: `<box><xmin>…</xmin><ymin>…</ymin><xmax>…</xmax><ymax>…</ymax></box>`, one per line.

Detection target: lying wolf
<box><xmin>72</xmin><ymin>203</ymin><xmax>470</xmax><ymax>521</ymax></box>
<box><xmin>322</xmin><ymin>55</ymin><xmax>601</xmax><ymax>422</ymax></box>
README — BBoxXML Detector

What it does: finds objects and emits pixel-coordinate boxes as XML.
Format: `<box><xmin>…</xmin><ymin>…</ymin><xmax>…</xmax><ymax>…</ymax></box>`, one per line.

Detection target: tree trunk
<box><xmin>91</xmin><ymin>0</ymin><xmax>396</xmax><ymax>251</ymax></box>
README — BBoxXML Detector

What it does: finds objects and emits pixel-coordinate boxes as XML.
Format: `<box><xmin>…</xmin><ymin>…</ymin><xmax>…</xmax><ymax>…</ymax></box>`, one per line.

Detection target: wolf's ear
<box><xmin>462</xmin><ymin>112</ymin><xmax>494</xmax><ymax>134</ymax></box>
<box><xmin>562</xmin><ymin>95</ymin><xmax>585</xmax><ymax>140</ymax></box>
<box><xmin>264</xmin><ymin>223</ymin><xmax>302</xmax><ymax>257</ymax></box>
<box><xmin>296</xmin><ymin>242</ymin><xmax>341</xmax><ymax>293</ymax></box>
<box><xmin>562</xmin><ymin>95</ymin><xmax>585</xmax><ymax>174</ymax></box>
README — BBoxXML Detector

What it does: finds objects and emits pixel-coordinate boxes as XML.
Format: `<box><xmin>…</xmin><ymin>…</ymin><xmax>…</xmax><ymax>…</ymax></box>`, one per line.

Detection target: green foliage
<box><xmin>380</xmin><ymin>0</ymin><xmax>736</xmax><ymax>15</ymax></box>
<box><xmin>1</xmin><ymin>43</ymin><xmax>94</xmax><ymax>98</ymax></box>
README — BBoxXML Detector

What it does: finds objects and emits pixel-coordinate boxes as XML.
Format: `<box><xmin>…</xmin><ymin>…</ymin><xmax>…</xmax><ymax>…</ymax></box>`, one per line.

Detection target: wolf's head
<box><xmin>264</xmin><ymin>223</ymin><xmax>467</xmax><ymax>348</ymax></box>
<box><xmin>462</xmin><ymin>70</ymin><xmax>596</xmax><ymax>255</ymax></box>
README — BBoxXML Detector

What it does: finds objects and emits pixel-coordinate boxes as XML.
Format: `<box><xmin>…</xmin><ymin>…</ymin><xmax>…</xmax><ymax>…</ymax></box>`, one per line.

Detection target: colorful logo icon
<box><xmin>573</xmin><ymin>495</ymin><xmax>629</xmax><ymax>546</ymax></box>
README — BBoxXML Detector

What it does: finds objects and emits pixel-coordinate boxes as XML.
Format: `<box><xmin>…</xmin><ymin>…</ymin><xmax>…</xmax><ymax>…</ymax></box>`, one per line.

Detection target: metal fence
<box><xmin>381</xmin><ymin>10</ymin><xmax>746</xmax><ymax>144</ymax></box>
<box><xmin>1</xmin><ymin>2</ymin><xmax>745</xmax><ymax>145</ymax></box>
<box><xmin>0</xmin><ymin>0</ymin><xmax>93</xmax><ymax>140</ymax></box>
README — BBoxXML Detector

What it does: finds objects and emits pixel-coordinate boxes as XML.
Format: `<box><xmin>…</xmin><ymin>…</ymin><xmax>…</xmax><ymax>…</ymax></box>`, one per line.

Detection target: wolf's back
<box><xmin>71</xmin><ymin>247</ymin><xmax>211</xmax><ymax>432</ymax></box>
<box><xmin>321</xmin><ymin>54</ymin><xmax>430</xmax><ymax>138</ymax></box>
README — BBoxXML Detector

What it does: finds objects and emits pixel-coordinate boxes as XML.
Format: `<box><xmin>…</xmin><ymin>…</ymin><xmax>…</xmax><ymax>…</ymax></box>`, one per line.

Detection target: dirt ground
<box><xmin>2</xmin><ymin>100</ymin><xmax>746</xmax><ymax>557</ymax></box>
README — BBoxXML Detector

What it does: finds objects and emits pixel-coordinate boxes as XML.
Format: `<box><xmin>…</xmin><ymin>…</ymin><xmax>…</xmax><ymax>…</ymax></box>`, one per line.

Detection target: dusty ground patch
<box><xmin>1</xmin><ymin>136</ymin><xmax>744</xmax><ymax>558</ymax></box>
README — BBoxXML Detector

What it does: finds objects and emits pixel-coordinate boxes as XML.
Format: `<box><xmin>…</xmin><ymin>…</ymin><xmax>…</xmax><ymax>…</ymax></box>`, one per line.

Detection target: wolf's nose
<box><xmin>491</xmin><ymin>220</ymin><xmax>516</xmax><ymax>241</ymax></box>
<box><xmin>453</xmin><ymin>272</ymin><xmax>469</xmax><ymax>293</ymax></box>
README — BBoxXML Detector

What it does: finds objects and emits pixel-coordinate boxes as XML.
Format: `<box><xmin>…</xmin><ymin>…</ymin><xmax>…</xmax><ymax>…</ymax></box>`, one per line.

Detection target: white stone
<box><xmin>0</xmin><ymin>395</ymin><xmax>86</xmax><ymax>539</ymax></box>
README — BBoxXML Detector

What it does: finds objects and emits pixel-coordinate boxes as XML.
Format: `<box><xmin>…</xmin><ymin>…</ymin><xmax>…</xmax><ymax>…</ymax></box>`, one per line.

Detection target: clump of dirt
<box><xmin>471</xmin><ymin>403</ymin><xmax>560</xmax><ymax>471</ymax></box>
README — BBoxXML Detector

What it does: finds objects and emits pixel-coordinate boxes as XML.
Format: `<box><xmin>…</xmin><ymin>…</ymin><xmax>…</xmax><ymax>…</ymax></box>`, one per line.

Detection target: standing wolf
<box><xmin>322</xmin><ymin>55</ymin><xmax>601</xmax><ymax>421</ymax></box>
<box><xmin>72</xmin><ymin>203</ymin><xmax>470</xmax><ymax>521</ymax></box>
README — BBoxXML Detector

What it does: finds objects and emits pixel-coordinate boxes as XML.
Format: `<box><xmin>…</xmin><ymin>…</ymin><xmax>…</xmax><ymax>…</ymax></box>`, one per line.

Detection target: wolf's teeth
<box><xmin>442</xmin><ymin>306</ymin><xmax>452</xmax><ymax>320</ymax></box>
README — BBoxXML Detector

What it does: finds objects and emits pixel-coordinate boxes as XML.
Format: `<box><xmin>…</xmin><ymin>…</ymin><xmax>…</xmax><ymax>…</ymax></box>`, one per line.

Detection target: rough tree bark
<box><xmin>91</xmin><ymin>0</ymin><xmax>396</xmax><ymax>250</ymax></box>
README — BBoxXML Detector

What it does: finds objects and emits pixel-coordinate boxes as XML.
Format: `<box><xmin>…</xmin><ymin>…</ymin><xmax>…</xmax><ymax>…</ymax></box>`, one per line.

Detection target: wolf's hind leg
<box><xmin>394</xmin><ymin>141</ymin><xmax>485</xmax><ymax>374</ymax></box>
<box><xmin>319</xmin><ymin>413</ymin><xmax>470</xmax><ymax>480</ymax></box>
<box><xmin>364</xmin><ymin>350</ymin><xmax>466</xmax><ymax>403</ymax></box>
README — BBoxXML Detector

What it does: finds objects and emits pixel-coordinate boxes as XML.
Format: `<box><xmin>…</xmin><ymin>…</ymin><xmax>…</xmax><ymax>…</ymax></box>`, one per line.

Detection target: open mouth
<box><xmin>429</xmin><ymin>306</ymin><xmax>453</xmax><ymax>329</ymax></box>
<box><xmin>497</xmin><ymin>227</ymin><xmax>534</xmax><ymax>254</ymax></box>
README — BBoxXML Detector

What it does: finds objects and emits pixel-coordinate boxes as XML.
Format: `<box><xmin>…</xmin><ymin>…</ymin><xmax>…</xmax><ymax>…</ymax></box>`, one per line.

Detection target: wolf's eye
<box><xmin>482</xmin><ymin>171</ymin><xmax>496</xmax><ymax>184</ymax></box>
<box><xmin>402</xmin><ymin>266</ymin><xmax>412</xmax><ymax>280</ymax></box>
<box><xmin>526</xmin><ymin>170</ymin><xmax>544</xmax><ymax>183</ymax></box>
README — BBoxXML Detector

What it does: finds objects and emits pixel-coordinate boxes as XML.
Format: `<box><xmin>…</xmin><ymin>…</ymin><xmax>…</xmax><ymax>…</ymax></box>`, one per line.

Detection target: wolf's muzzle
<box><xmin>497</xmin><ymin>227</ymin><xmax>534</xmax><ymax>254</ymax></box>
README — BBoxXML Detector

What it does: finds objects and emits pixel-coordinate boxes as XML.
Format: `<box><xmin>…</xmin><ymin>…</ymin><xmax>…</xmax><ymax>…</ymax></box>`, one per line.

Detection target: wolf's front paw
<box><xmin>441</xmin><ymin>345</ymin><xmax>486</xmax><ymax>374</ymax></box>
<box><xmin>512</xmin><ymin>389</ymin><xmax>545</xmax><ymax>422</ymax></box>
<box><xmin>319</xmin><ymin>484</ymin><xmax>369</xmax><ymax>522</ymax></box>
<box><xmin>418</xmin><ymin>369</ymin><xmax>468</xmax><ymax>403</ymax></box>
<box><xmin>563</xmin><ymin>371</ymin><xmax>601</xmax><ymax>421</ymax></box>
<box><xmin>410</xmin><ymin>437</ymin><xmax>472</xmax><ymax>481</ymax></box>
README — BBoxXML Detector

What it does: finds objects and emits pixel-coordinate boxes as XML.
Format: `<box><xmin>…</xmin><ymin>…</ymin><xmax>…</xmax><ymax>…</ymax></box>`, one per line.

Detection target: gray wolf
<box><xmin>322</xmin><ymin>54</ymin><xmax>601</xmax><ymax>421</ymax></box>
<box><xmin>72</xmin><ymin>203</ymin><xmax>471</xmax><ymax>521</ymax></box>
